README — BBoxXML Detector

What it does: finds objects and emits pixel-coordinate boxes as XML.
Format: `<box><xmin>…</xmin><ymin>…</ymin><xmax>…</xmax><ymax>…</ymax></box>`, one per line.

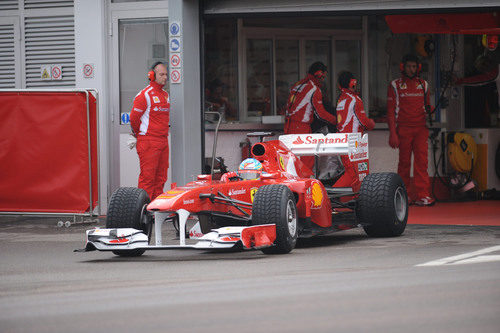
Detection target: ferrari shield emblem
<box><xmin>250</xmin><ymin>188</ymin><xmax>258</xmax><ymax>202</ymax></box>
<box><xmin>279</xmin><ymin>156</ymin><xmax>285</xmax><ymax>171</ymax></box>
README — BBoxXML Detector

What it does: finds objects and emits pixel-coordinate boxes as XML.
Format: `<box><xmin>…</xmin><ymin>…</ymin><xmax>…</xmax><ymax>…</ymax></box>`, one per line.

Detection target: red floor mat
<box><xmin>408</xmin><ymin>200</ymin><xmax>500</xmax><ymax>226</ymax></box>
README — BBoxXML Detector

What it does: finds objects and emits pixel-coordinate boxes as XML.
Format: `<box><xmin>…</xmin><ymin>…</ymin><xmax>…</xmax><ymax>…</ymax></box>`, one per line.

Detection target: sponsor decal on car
<box><xmin>358</xmin><ymin>162</ymin><xmax>368</xmax><ymax>172</ymax></box>
<box><xmin>183</xmin><ymin>199</ymin><xmax>194</xmax><ymax>205</ymax></box>
<box><xmin>311</xmin><ymin>182</ymin><xmax>323</xmax><ymax>208</ymax></box>
<box><xmin>359</xmin><ymin>173</ymin><xmax>367</xmax><ymax>181</ymax></box>
<box><xmin>229</xmin><ymin>188</ymin><xmax>246</xmax><ymax>196</ymax></box>
<box><xmin>292</xmin><ymin>134</ymin><xmax>348</xmax><ymax>145</ymax></box>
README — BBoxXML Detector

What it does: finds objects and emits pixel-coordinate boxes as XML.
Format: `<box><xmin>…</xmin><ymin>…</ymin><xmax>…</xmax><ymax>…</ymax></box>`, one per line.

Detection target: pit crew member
<box><xmin>335</xmin><ymin>71</ymin><xmax>375</xmax><ymax>192</ymax></box>
<box><xmin>387</xmin><ymin>54</ymin><xmax>434</xmax><ymax>206</ymax></box>
<box><xmin>285</xmin><ymin>61</ymin><xmax>337</xmax><ymax>170</ymax></box>
<box><xmin>130</xmin><ymin>61</ymin><xmax>170</xmax><ymax>200</ymax></box>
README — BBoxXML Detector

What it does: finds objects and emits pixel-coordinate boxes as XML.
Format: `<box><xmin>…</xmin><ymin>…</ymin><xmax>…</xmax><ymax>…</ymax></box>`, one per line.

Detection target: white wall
<box><xmin>74</xmin><ymin>0</ymin><xmax>108</xmax><ymax>214</ymax></box>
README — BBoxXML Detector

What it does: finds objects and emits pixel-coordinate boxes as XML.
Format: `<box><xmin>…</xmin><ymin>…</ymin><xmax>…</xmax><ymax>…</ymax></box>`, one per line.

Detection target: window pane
<box><xmin>246</xmin><ymin>39</ymin><xmax>272</xmax><ymax>119</ymax></box>
<box><xmin>205</xmin><ymin>18</ymin><xmax>238</xmax><ymax>121</ymax></box>
<box><xmin>305</xmin><ymin>40</ymin><xmax>332</xmax><ymax>104</ymax></box>
<box><xmin>275</xmin><ymin>39</ymin><xmax>299</xmax><ymax>115</ymax></box>
<box><xmin>335</xmin><ymin>40</ymin><xmax>361</xmax><ymax>95</ymax></box>
<box><xmin>118</xmin><ymin>19</ymin><xmax>168</xmax><ymax>123</ymax></box>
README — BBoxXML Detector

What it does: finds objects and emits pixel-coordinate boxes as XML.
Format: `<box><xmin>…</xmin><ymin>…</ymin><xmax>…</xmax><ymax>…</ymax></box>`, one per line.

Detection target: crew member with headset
<box><xmin>130</xmin><ymin>61</ymin><xmax>170</xmax><ymax>200</ymax></box>
<box><xmin>285</xmin><ymin>61</ymin><xmax>337</xmax><ymax>170</ymax></box>
<box><xmin>387</xmin><ymin>54</ymin><xmax>434</xmax><ymax>206</ymax></box>
<box><xmin>335</xmin><ymin>71</ymin><xmax>375</xmax><ymax>192</ymax></box>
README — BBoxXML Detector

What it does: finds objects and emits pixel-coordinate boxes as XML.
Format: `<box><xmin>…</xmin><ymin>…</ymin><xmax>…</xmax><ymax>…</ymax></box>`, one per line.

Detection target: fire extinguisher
<box><xmin>240</xmin><ymin>138</ymin><xmax>251</xmax><ymax>160</ymax></box>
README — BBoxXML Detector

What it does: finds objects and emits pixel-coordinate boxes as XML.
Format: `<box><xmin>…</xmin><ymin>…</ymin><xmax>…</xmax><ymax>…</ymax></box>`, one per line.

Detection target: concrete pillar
<box><xmin>168</xmin><ymin>0</ymin><xmax>202</xmax><ymax>185</ymax></box>
<box><xmin>74</xmin><ymin>0</ymin><xmax>108</xmax><ymax>213</ymax></box>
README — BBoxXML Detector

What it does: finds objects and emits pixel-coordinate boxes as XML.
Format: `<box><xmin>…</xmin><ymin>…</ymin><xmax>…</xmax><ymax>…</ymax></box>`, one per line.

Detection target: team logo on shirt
<box><xmin>153</xmin><ymin>96</ymin><xmax>160</xmax><ymax>103</ymax></box>
<box><xmin>336</xmin><ymin>99</ymin><xmax>346</xmax><ymax>110</ymax></box>
<box><xmin>400</xmin><ymin>83</ymin><xmax>407</xmax><ymax>89</ymax></box>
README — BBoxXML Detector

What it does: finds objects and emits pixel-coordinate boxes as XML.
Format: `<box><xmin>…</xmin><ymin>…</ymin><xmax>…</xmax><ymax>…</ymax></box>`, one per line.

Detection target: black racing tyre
<box><xmin>357</xmin><ymin>173</ymin><xmax>408</xmax><ymax>237</ymax></box>
<box><xmin>252</xmin><ymin>185</ymin><xmax>298</xmax><ymax>254</ymax></box>
<box><xmin>106</xmin><ymin>187</ymin><xmax>150</xmax><ymax>257</ymax></box>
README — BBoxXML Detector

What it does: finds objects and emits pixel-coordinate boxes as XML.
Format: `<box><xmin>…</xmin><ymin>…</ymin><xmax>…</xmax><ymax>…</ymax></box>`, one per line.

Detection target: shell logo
<box><xmin>311</xmin><ymin>182</ymin><xmax>323</xmax><ymax>207</ymax></box>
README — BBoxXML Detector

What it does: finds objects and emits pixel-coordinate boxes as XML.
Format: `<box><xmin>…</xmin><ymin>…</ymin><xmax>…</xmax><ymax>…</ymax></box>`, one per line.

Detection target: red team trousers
<box><xmin>397</xmin><ymin>125</ymin><xmax>430</xmax><ymax>199</ymax></box>
<box><xmin>136</xmin><ymin>136</ymin><xmax>169</xmax><ymax>200</ymax></box>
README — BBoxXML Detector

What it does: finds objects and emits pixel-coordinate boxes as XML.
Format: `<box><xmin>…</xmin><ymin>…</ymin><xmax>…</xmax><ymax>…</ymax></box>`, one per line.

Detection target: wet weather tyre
<box><xmin>106</xmin><ymin>187</ymin><xmax>150</xmax><ymax>257</ymax></box>
<box><xmin>252</xmin><ymin>185</ymin><xmax>297</xmax><ymax>254</ymax></box>
<box><xmin>357</xmin><ymin>172</ymin><xmax>408</xmax><ymax>237</ymax></box>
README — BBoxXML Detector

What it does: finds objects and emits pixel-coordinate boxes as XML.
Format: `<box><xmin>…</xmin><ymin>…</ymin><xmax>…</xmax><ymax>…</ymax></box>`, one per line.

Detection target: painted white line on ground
<box><xmin>416</xmin><ymin>245</ymin><xmax>500</xmax><ymax>267</ymax></box>
<box><xmin>449</xmin><ymin>255</ymin><xmax>500</xmax><ymax>265</ymax></box>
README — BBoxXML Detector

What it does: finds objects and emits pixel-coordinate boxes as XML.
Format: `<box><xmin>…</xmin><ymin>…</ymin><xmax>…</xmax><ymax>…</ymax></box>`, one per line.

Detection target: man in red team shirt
<box><xmin>335</xmin><ymin>71</ymin><xmax>375</xmax><ymax>192</ymax></box>
<box><xmin>285</xmin><ymin>62</ymin><xmax>337</xmax><ymax>170</ymax></box>
<box><xmin>387</xmin><ymin>54</ymin><xmax>434</xmax><ymax>206</ymax></box>
<box><xmin>130</xmin><ymin>62</ymin><xmax>170</xmax><ymax>200</ymax></box>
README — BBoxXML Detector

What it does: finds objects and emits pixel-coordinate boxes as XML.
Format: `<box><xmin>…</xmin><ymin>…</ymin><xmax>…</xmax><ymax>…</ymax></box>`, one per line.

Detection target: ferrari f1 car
<box><xmin>77</xmin><ymin>123</ymin><xmax>408</xmax><ymax>257</ymax></box>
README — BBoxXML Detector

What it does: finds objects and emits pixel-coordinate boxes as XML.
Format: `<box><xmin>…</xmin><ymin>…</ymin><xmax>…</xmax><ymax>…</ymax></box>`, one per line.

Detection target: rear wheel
<box><xmin>106</xmin><ymin>187</ymin><xmax>150</xmax><ymax>257</ymax></box>
<box><xmin>357</xmin><ymin>173</ymin><xmax>408</xmax><ymax>237</ymax></box>
<box><xmin>252</xmin><ymin>185</ymin><xmax>297</xmax><ymax>254</ymax></box>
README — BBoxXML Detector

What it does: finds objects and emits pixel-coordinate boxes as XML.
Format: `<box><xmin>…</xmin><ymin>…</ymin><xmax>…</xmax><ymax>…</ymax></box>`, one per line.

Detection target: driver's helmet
<box><xmin>238</xmin><ymin>158</ymin><xmax>264</xmax><ymax>180</ymax></box>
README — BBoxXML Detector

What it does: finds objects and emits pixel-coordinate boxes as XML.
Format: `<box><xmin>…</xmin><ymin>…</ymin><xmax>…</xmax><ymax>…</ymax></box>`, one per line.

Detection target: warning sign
<box><xmin>83</xmin><ymin>63</ymin><xmax>94</xmax><ymax>79</ymax></box>
<box><xmin>170</xmin><ymin>53</ymin><xmax>181</xmax><ymax>68</ymax></box>
<box><xmin>41</xmin><ymin>65</ymin><xmax>51</xmax><ymax>80</ymax></box>
<box><xmin>51</xmin><ymin>65</ymin><xmax>62</xmax><ymax>80</ymax></box>
<box><xmin>171</xmin><ymin>69</ymin><xmax>182</xmax><ymax>84</ymax></box>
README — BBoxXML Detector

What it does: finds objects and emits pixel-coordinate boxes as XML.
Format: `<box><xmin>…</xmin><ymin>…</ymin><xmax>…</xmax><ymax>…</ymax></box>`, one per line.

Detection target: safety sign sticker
<box><xmin>83</xmin><ymin>63</ymin><xmax>94</xmax><ymax>79</ymax></box>
<box><xmin>51</xmin><ymin>65</ymin><xmax>62</xmax><ymax>80</ymax></box>
<box><xmin>41</xmin><ymin>64</ymin><xmax>62</xmax><ymax>80</ymax></box>
<box><xmin>169</xmin><ymin>38</ymin><xmax>181</xmax><ymax>52</ymax></box>
<box><xmin>171</xmin><ymin>69</ymin><xmax>182</xmax><ymax>84</ymax></box>
<box><xmin>41</xmin><ymin>65</ymin><xmax>51</xmax><ymax>80</ymax></box>
<box><xmin>121</xmin><ymin>112</ymin><xmax>130</xmax><ymax>125</ymax></box>
<box><xmin>170</xmin><ymin>53</ymin><xmax>181</xmax><ymax>68</ymax></box>
<box><xmin>169</xmin><ymin>22</ymin><xmax>181</xmax><ymax>36</ymax></box>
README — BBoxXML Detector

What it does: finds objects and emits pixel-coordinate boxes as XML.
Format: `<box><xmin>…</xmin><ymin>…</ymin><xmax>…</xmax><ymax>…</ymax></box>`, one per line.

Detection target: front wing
<box><xmin>75</xmin><ymin>224</ymin><xmax>276</xmax><ymax>253</ymax></box>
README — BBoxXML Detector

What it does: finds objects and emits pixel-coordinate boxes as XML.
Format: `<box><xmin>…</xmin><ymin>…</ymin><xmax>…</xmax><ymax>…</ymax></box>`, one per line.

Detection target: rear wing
<box><xmin>279</xmin><ymin>133</ymin><xmax>369</xmax><ymax>161</ymax></box>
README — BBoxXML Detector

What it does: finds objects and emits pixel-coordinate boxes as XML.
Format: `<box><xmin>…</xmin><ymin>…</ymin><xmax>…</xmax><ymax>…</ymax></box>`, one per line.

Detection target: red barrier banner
<box><xmin>0</xmin><ymin>91</ymin><xmax>98</xmax><ymax>213</ymax></box>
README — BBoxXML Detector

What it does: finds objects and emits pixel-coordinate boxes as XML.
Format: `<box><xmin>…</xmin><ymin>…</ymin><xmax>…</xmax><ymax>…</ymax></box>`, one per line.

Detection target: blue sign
<box><xmin>169</xmin><ymin>22</ymin><xmax>180</xmax><ymax>36</ymax></box>
<box><xmin>121</xmin><ymin>112</ymin><xmax>130</xmax><ymax>124</ymax></box>
<box><xmin>170</xmin><ymin>38</ymin><xmax>180</xmax><ymax>52</ymax></box>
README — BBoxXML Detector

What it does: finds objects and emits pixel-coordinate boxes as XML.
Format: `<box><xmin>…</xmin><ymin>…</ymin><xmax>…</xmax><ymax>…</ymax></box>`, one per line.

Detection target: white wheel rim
<box><xmin>286</xmin><ymin>199</ymin><xmax>297</xmax><ymax>236</ymax></box>
<box><xmin>394</xmin><ymin>186</ymin><xmax>407</xmax><ymax>222</ymax></box>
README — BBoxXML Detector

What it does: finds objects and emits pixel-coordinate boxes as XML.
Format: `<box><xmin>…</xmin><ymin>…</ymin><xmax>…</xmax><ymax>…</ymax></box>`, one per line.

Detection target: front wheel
<box><xmin>357</xmin><ymin>173</ymin><xmax>408</xmax><ymax>237</ymax></box>
<box><xmin>252</xmin><ymin>185</ymin><xmax>298</xmax><ymax>254</ymax></box>
<box><xmin>106</xmin><ymin>187</ymin><xmax>151</xmax><ymax>257</ymax></box>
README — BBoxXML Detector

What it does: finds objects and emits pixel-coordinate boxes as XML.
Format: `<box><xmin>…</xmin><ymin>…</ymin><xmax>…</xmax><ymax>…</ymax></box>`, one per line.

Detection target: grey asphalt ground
<box><xmin>0</xmin><ymin>215</ymin><xmax>499</xmax><ymax>333</ymax></box>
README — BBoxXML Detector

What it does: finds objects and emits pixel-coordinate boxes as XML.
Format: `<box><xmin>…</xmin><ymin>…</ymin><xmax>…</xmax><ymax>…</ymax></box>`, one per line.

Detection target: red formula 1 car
<box><xmin>78</xmin><ymin>129</ymin><xmax>408</xmax><ymax>257</ymax></box>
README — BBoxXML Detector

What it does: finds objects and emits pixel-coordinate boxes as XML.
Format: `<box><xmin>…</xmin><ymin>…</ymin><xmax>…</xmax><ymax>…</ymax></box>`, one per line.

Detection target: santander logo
<box><xmin>292</xmin><ymin>134</ymin><xmax>348</xmax><ymax>145</ymax></box>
